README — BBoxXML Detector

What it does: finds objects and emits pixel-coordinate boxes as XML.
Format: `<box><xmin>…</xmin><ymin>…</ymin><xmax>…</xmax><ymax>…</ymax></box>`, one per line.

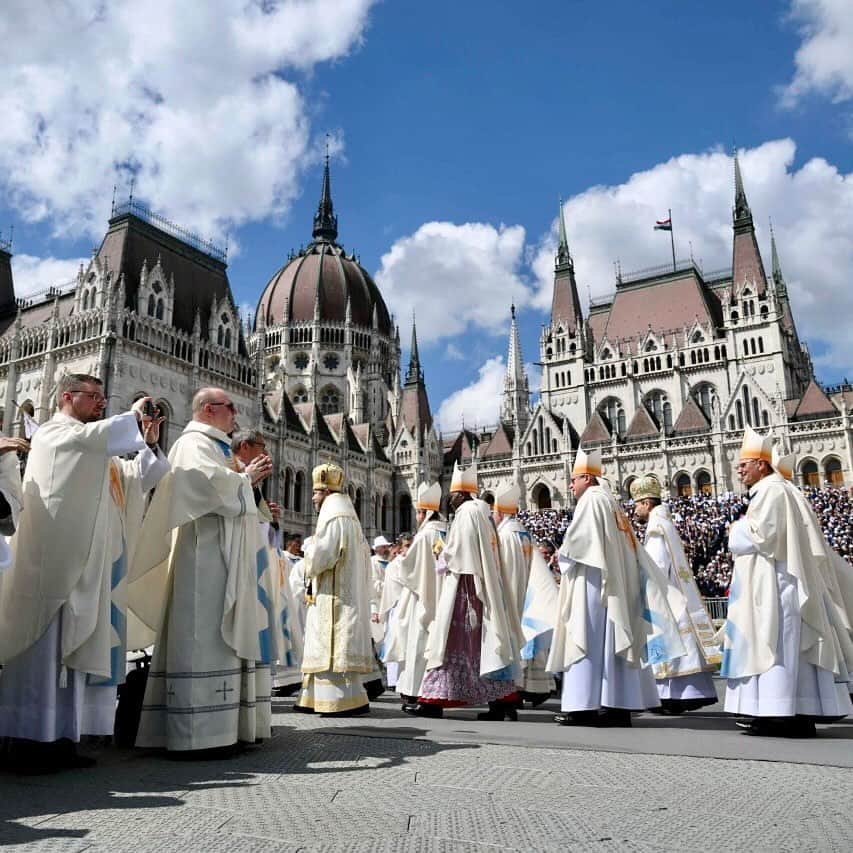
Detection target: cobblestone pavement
<box><xmin>1</xmin><ymin>691</ymin><xmax>852</xmax><ymax>852</ymax></box>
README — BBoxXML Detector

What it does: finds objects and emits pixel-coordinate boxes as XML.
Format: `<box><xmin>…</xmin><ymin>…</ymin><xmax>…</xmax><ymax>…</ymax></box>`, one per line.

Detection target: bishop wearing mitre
<box><xmin>393</xmin><ymin>482</ymin><xmax>447</xmax><ymax>708</ymax></box>
<box><xmin>722</xmin><ymin>428</ymin><xmax>852</xmax><ymax>736</ymax></box>
<box><xmin>294</xmin><ymin>463</ymin><xmax>374</xmax><ymax>716</ymax></box>
<box><xmin>547</xmin><ymin>448</ymin><xmax>683</xmax><ymax>727</ymax></box>
<box><xmin>631</xmin><ymin>474</ymin><xmax>720</xmax><ymax>713</ymax></box>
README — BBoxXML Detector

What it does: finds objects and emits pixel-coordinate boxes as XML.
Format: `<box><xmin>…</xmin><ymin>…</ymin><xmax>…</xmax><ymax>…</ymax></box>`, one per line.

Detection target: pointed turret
<box><xmin>551</xmin><ymin>200</ymin><xmax>584</xmax><ymax>331</ymax></box>
<box><xmin>405</xmin><ymin>313</ymin><xmax>423</xmax><ymax>385</ymax></box>
<box><xmin>399</xmin><ymin>314</ymin><xmax>433</xmax><ymax>437</ymax></box>
<box><xmin>312</xmin><ymin>152</ymin><xmax>339</xmax><ymax>243</ymax></box>
<box><xmin>730</xmin><ymin>150</ymin><xmax>768</xmax><ymax>296</ymax></box>
<box><xmin>770</xmin><ymin>221</ymin><xmax>786</xmax><ymax>291</ymax></box>
<box><xmin>501</xmin><ymin>303</ymin><xmax>531</xmax><ymax>433</ymax></box>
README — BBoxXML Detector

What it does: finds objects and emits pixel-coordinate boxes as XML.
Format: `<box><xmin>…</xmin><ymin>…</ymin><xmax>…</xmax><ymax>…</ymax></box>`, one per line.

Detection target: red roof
<box><xmin>732</xmin><ymin>229</ymin><xmax>767</xmax><ymax>296</ymax></box>
<box><xmin>626</xmin><ymin>406</ymin><xmax>659</xmax><ymax>439</ymax></box>
<box><xmin>793</xmin><ymin>380</ymin><xmax>838</xmax><ymax>419</ymax></box>
<box><xmin>672</xmin><ymin>397</ymin><xmax>710</xmax><ymax>433</ymax></box>
<box><xmin>579</xmin><ymin>411</ymin><xmax>611</xmax><ymax>444</ymax></box>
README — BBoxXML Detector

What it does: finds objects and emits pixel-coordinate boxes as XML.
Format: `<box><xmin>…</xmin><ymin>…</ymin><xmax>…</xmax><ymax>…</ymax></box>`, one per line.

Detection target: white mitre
<box><xmin>771</xmin><ymin>446</ymin><xmax>795</xmax><ymax>481</ymax></box>
<box><xmin>739</xmin><ymin>425</ymin><xmax>773</xmax><ymax>463</ymax></box>
<box><xmin>450</xmin><ymin>459</ymin><xmax>479</xmax><ymax>494</ymax></box>
<box><xmin>571</xmin><ymin>447</ymin><xmax>602</xmax><ymax>478</ymax></box>
<box><xmin>494</xmin><ymin>482</ymin><xmax>520</xmax><ymax>514</ymax></box>
<box><xmin>416</xmin><ymin>481</ymin><xmax>442</xmax><ymax>512</ymax></box>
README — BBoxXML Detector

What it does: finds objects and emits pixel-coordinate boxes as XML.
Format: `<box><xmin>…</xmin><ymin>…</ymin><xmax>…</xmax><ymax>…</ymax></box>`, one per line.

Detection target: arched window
<box><xmin>599</xmin><ymin>397</ymin><xmax>625</xmax><ymax>437</ymax></box>
<box><xmin>731</xmin><ymin>310</ymin><xmax>739</xmax><ymax>324</ymax></box>
<box><xmin>761</xmin><ymin>410</ymin><xmax>769</xmax><ymax>427</ymax></box>
<box><xmin>381</xmin><ymin>494</ymin><xmax>389</xmax><ymax>530</ymax></box>
<box><xmin>750</xmin><ymin>338</ymin><xmax>756</xmax><ymax>355</ymax></box>
<box><xmin>294</xmin><ymin>471</ymin><xmax>304</xmax><ymax>513</ymax></box>
<box><xmin>675</xmin><ymin>473</ymin><xmax>692</xmax><ymax>497</ymax></box>
<box><xmin>217</xmin><ymin>326</ymin><xmax>224</xmax><ymax>346</ymax></box>
<box><xmin>696</xmin><ymin>470</ymin><xmax>712</xmax><ymax>495</ymax></box>
<box><xmin>283</xmin><ymin>468</ymin><xmax>293</xmax><ymax>510</ymax></box>
<box><xmin>824</xmin><ymin>457</ymin><xmax>843</xmax><ymax>487</ymax></box>
<box><xmin>148</xmin><ymin>293</ymin><xmax>156</xmax><ymax>317</ymax></box>
<box><xmin>800</xmin><ymin>459</ymin><xmax>819</xmax><ymax>488</ymax></box>
<box><xmin>355</xmin><ymin>487</ymin><xmax>364</xmax><ymax>521</ymax></box>
<box><xmin>224</xmin><ymin>328</ymin><xmax>231</xmax><ymax>349</ymax></box>
<box><xmin>319</xmin><ymin>386</ymin><xmax>341</xmax><ymax>415</ymax></box>
<box><xmin>758</xmin><ymin>337</ymin><xmax>764</xmax><ymax>353</ymax></box>
<box><xmin>531</xmin><ymin>483</ymin><xmax>551</xmax><ymax>510</ymax></box>
<box><xmin>693</xmin><ymin>382</ymin><xmax>716</xmax><ymax>420</ymax></box>
<box><xmin>644</xmin><ymin>390</ymin><xmax>670</xmax><ymax>431</ymax></box>
<box><xmin>760</xmin><ymin>304</ymin><xmax>768</xmax><ymax>319</ymax></box>
<box><xmin>735</xmin><ymin>400</ymin><xmax>744</xmax><ymax>429</ymax></box>
<box><xmin>400</xmin><ymin>493</ymin><xmax>412</xmax><ymax>532</ymax></box>
<box><xmin>742</xmin><ymin>386</ymin><xmax>752</xmax><ymax>426</ymax></box>
<box><xmin>155</xmin><ymin>298</ymin><xmax>164</xmax><ymax>320</ymax></box>
<box><xmin>82</xmin><ymin>291</ymin><xmax>89</xmax><ymax>311</ymax></box>
<box><xmin>743</xmin><ymin>339</ymin><xmax>749</xmax><ymax>356</ymax></box>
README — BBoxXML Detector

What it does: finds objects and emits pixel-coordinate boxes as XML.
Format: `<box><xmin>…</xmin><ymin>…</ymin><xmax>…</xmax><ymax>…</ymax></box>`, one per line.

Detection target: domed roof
<box><xmin>255</xmin><ymin>159</ymin><xmax>393</xmax><ymax>337</ymax></box>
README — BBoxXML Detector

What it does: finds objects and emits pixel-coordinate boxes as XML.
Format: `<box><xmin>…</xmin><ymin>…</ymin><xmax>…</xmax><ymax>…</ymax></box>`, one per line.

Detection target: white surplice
<box><xmin>0</xmin><ymin>452</ymin><xmax>23</xmax><ymax>573</ymax></box>
<box><xmin>130</xmin><ymin>421</ymin><xmax>265</xmax><ymax>751</ymax></box>
<box><xmin>0</xmin><ymin>412</ymin><xmax>167</xmax><ymax>742</ymax></box>
<box><xmin>722</xmin><ymin>474</ymin><xmax>852</xmax><ymax>719</ymax></box>
<box><xmin>643</xmin><ymin>504</ymin><xmax>719</xmax><ymax>703</ymax></box>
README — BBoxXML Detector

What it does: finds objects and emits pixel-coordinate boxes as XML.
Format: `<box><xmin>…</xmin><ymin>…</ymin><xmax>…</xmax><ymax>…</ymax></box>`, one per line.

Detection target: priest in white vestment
<box><xmin>130</xmin><ymin>387</ymin><xmax>274</xmax><ymax>757</ymax></box>
<box><xmin>492</xmin><ymin>482</ymin><xmax>554</xmax><ymax>710</ymax></box>
<box><xmin>0</xmin><ymin>374</ymin><xmax>168</xmax><ymax>771</ymax></box>
<box><xmin>547</xmin><ymin>448</ymin><xmax>683</xmax><ymax>727</ymax></box>
<box><xmin>294</xmin><ymin>464</ymin><xmax>374</xmax><ymax>716</ymax></box>
<box><xmin>631</xmin><ymin>474</ymin><xmax>720</xmax><ymax>713</ymax></box>
<box><xmin>273</xmin><ymin>535</ymin><xmax>306</xmax><ymax>695</ymax></box>
<box><xmin>377</xmin><ymin>534</ymin><xmax>411</xmax><ymax>690</ymax></box>
<box><xmin>722</xmin><ymin>428</ymin><xmax>852</xmax><ymax>737</ymax></box>
<box><xmin>772</xmin><ymin>448</ymin><xmax>853</xmax><ymax>697</ymax></box>
<box><xmin>394</xmin><ymin>483</ymin><xmax>447</xmax><ymax>709</ymax></box>
<box><xmin>408</xmin><ymin>461</ymin><xmax>521</xmax><ymax>720</ymax></box>
<box><xmin>0</xmin><ymin>435</ymin><xmax>27</xmax><ymax>574</ymax></box>
<box><xmin>232</xmin><ymin>428</ymin><xmax>292</xmax><ymax>737</ymax></box>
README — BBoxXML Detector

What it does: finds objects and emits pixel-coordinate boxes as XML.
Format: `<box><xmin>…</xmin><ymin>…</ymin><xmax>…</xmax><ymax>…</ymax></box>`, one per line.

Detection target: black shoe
<box><xmin>739</xmin><ymin>717</ymin><xmax>816</xmax><ymax>738</ymax></box>
<box><xmin>292</xmin><ymin>703</ymin><xmax>314</xmax><ymax>714</ymax></box>
<box><xmin>554</xmin><ymin>710</ymin><xmax>599</xmax><ymax>726</ymax></box>
<box><xmin>402</xmin><ymin>702</ymin><xmax>443</xmax><ymax>718</ymax></box>
<box><xmin>477</xmin><ymin>702</ymin><xmax>518</xmax><ymax>721</ymax></box>
<box><xmin>319</xmin><ymin>704</ymin><xmax>370</xmax><ymax>718</ymax></box>
<box><xmin>364</xmin><ymin>679</ymin><xmax>385</xmax><ymax>702</ymax></box>
<box><xmin>272</xmin><ymin>684</ymin><xmax>301</xmax><ymax>697</ymax></box>
<box><xmin>520</xmin><ymin>691</ymin><xmax>551</xmax><ymax>708</ymax></box>
<box><xmin>598</xmin><ymin>708</ymin><xmax>632</xmax><ymax>727</ymax></box>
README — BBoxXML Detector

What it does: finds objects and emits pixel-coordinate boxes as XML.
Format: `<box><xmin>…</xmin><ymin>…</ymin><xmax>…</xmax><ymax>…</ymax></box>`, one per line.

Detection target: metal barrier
<box><xmin>703</xmin><ymin>596</ymin><xmax>728</xmax><ymax>622</ymax></box>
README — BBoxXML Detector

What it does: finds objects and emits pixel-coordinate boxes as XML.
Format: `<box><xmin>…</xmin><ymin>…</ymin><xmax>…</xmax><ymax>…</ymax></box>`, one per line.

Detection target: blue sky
<box><xmin>2</xmin><ymin>0</ymin><xmax>852</xmax><ymax>428</ymax></box>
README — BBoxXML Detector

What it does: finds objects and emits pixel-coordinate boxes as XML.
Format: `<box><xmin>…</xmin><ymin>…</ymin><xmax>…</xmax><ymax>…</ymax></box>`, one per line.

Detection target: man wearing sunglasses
<box><xmin>130</xmin><ymin>387</ymin><xmax>274</xmax><ymax>757</ymax></box>
<box><xmin>0</xmin><ymin>373</ymin><xmax>169</xmax><ymax>773</ymax></box>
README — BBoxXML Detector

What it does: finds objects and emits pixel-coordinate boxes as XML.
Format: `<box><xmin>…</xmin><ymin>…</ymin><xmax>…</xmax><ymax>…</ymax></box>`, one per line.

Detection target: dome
<box><xmin>255</xmin><ymin>158</ymin><xmax>393</xmax><ymax>337</ymax></box>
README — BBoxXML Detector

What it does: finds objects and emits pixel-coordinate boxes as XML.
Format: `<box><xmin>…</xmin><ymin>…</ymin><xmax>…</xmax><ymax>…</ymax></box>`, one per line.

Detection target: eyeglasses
<box><xmin>70</xmin><ymin>390</ymin><xmax>106</xmax><ymax>403</ymax></box>
<box><xmin>208</xmin><ymin>401</ymin><xmax>236</xmax><ymax>412</ymax></box>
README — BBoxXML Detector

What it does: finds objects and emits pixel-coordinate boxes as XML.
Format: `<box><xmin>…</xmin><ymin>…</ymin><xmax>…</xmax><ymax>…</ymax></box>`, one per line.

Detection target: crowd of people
<box><xmin>520</xmin><ymin>486</ymin><xmax>853</xmax><ymax>599</ymax></box>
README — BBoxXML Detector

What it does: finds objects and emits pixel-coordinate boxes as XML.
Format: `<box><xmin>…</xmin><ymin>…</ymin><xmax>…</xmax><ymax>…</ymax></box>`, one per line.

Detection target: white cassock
<box><xmin>129</xmin><ymin>420</ymin><xmax>266</xmax><ymax>751</ymax></box>
<box><xmin>393</xmin><ymin>516</ymin><xmax>446</xmax><ymax>699</ymax></box>
<box><xmin>273</xmin><ymin>550</ymin><xmax>305</xmax><ymax>691</ymax></box>
<box><xmin>378</xmin><ymin>554</ymin><xmax>406</xmax><ymax>688</ymax></box>
<box><xmin>722</xmin><ymin>473</ymin><xmax>852</xmax><ymax>719</ymax></box>
<box><xmin>298</xmin><ymin>493</ymin><xmax>374</xmax><ymax>714</ymax></box>
<box><xmin>0</xmin><ymin>450</ymin><xmax>24</xmax><ymax>573</ymax></box>
<box><xmin>0</xmin><ymin>412</ymin><xmax>168</xmax><ymax>742</ymax></box>
<box><xmin>547</xmin><ymin>486</ymin><xmax>683</xmax><ymax>713</ymax></box>
<box><xmin>642</xmin><ymin>504</ymin><xmax>720</xmax><ymax>707</ymax></box>
<box><xmin>497</xmin><ymin>516</ymin><xmax>554</xmax><ymax>696</ymax></box>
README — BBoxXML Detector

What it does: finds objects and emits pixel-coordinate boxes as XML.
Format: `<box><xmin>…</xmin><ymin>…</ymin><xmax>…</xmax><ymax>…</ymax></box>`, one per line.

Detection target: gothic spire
<box><xmin>312</xmin><ymin>148</ymin><xmax>338</xmax><ymax>243</ymax></box>
<box><xmin>733</xmin><ymin>150</ymin><xmax>752</xmax><ymax>227</ymax></box>
<box><xmin>405</xmin><ymin>312</ymin><xmax>423</xmax><ymax>385</ymax></box>
<box><xmin>501</xmin><ymin>303</ymin><xmax>530</xmax><ymax>432</ymax></box>
<box><xmin>556</xmin><ymin>199</ymin><xmax>572</xmax><ymax>268</ymax></box>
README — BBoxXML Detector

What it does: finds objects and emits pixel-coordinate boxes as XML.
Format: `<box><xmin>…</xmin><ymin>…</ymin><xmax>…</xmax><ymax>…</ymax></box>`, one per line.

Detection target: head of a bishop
<box><xmin>570</xmin><ymin>447</ymin><xmax>601</xmax><ymax>500</ymax></box>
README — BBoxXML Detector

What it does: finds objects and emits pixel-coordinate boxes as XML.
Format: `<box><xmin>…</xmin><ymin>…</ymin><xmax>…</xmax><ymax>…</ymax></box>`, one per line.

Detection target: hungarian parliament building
<box><xmin>0</xmin><ymin>156</ymin><xmax>850</xmax><ymax>540</ymax></box>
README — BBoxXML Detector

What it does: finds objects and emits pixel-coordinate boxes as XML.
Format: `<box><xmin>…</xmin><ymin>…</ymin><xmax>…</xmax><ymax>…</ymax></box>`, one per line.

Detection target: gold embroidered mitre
<box><xmin>629</xmin><ymin>474</ymin><xmax>662</xmax><ymax>502</ymax></box>
<box><xmin>312</xmin><ymin>463</ymin><xmax>344</xmax><ymax>492</ymax></box>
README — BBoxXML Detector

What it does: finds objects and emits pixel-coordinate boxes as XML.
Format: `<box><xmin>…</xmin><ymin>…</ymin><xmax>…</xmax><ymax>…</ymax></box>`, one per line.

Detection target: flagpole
<box><xmin>669</xmin><ymin>208</ymin><xmax>676</xmax><ymax>272</ymax></box>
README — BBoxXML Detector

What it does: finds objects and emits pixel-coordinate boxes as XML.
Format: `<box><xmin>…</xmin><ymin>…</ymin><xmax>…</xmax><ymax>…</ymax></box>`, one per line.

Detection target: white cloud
<box><xmin>375</xmin><ymin>221</ymin><xmax>532</xmax><ymax>344</ymax></box>
<box><xmin>11</xmin><ymin>254</ymin><xmax>88</xmax><ymax>298</ymax></box>
<box><xmin>437</xmin><ymin>356</ymin><xmax>505</xmax><ymax>432</ymax></box>
<box><xmin>781</xmin><ymin>0</ymin><xmax>853</xmax><ymax>106</ymax></box>
<box><xmin>444</xmin><ymin>342</ymin><xmax>466</xmax><ymax>361</ymax></box>
<box><xmin>0</xmin><ymin>0</ymin><xmax>377</xmax><ymax>239</ymax></box>
<box><xmin>531</xmin><ymin>139</ymin><xmax>853</xmax><ymax>376</ymax></box>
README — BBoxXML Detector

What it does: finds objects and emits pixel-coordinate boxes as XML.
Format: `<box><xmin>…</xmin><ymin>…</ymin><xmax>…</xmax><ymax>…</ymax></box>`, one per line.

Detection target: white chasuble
<box><xmin>0</xmin><ymin>451</ymin><xmax>23</xmax><ymax>573</ymax></box>
<box><xmin>394</xmin><ymin>517</ymin><xmax>446</xmax><ymax>698</ymax></box>
<box><xmin>425</xmin><ymin>500</ymin><xmax>520</xmax><ymax>679</ymax></box>
<box><xmin>300</xmin><ymin>493</ymin><xmax>374</xmax><ymax>676</ymax></box>
<box><xmin>722</xmin><ymin>474</ymin><xmax>851</xmax><ymax>719</ymax></box>
<box><xmin>0</xmin><ymin>412</ymin><xmax>161</xmax><ymax>742</ymax></box>
<box><xmin>547</xmin><ymin>486</ymin><xmax>683</xmax><ymax>675</ymax></box>
<box><xmin>644</xmin><ymin>504</ymin><xmax>721</xmax><ymax>680</ymax></box>
<box><xmin>129</xmin><ymin>421</ymin><xmax>265</xmax><ymax>751</ymax></box>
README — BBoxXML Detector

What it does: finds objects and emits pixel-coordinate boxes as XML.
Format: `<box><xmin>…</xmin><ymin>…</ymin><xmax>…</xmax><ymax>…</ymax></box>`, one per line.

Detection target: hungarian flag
<box><xmin>654</xmin><ymin>217</ymin><xmax>672</xmax><ymax>231</ymax></box>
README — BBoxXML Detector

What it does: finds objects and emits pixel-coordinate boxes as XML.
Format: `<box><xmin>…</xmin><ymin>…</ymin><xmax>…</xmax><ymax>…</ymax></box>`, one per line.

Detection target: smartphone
<box><xmin>142</xmin><ymin>400</ymin><xmax>156</xmax><ymax>417</ymax></box>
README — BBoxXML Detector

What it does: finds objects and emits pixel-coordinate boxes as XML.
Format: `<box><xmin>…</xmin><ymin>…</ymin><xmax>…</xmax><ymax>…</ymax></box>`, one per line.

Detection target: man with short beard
<box><xmin>0</xmin><ymin>374</ymin><xmax>167</xmax><ymax>772</ymax></box>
